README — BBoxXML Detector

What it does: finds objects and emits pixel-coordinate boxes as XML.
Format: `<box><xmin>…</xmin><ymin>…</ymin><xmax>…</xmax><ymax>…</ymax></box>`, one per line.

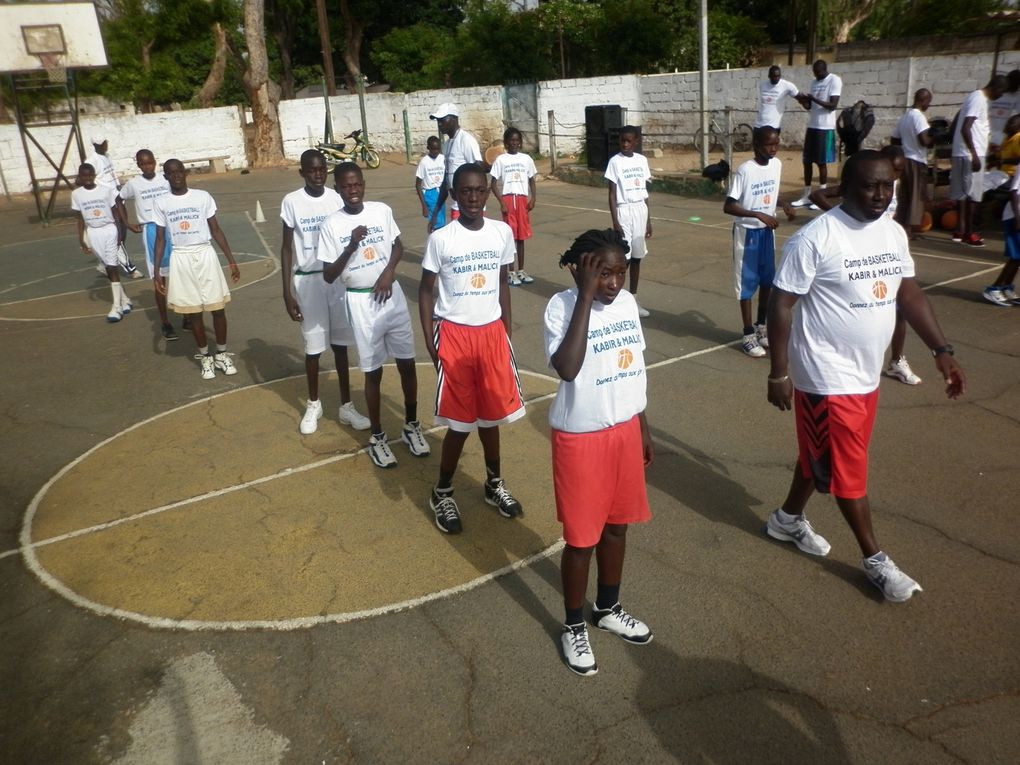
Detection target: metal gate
<box><xmin>503</xmin><ymin>82</ymin><xmax>539</xmax><ymax>152</ymax></box>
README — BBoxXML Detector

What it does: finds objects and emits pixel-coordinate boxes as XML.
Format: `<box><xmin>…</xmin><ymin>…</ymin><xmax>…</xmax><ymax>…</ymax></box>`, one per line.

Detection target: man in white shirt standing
<box><xmin>754</xmin><ymin>65</ymin><xmax>801</xmax><ymax>138</ymax></box>
<box><xmin>890</xmin><ymin>88</ymin><xmax>933</xmax><ymax>236</ymax></box>
<box><xmin>428</xmin><ymin>102</ymin><xmax>484</xmax><ymax>232</ymax></box>
<box><xmin>764</xmin><ymin>150</ymin><xmax>966</xmax><ymax>603</ymax></box>
<box><xmin>791</xmin><ymin>60</ymin><xmax>842</xmax><ymax>208</ymax></box>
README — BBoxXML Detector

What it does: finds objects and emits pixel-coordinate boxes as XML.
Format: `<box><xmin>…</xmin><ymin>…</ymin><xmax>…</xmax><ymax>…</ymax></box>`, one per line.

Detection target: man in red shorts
<box><xmin>765</xmin><ymin>150</ymin><xmax>966</xmax><ymax>602</ymax></box>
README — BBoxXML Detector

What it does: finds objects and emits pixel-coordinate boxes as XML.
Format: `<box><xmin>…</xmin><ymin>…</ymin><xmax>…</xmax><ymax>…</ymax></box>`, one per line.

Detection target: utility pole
<box><xmin>315</xmin><ymin>0</ymin><xmax>336</xmax><ymax>96</ymax></box>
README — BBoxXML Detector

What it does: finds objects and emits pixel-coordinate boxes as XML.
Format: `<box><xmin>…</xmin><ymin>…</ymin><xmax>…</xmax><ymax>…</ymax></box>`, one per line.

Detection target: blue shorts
<box><xmin>424</xmin><ymin>187</ymin><xmax>446</xmax><ymax>229</ymax></box>
<box><xmin>144</xmin><ymin>222</ymin><xmax>173</xmax><ymax>278</ymax></box>
<box><xmin>1004</xmin><ymin>219</ymin><xmax>1020</xmax><ymax>261</ymax></box>
<box><xmin>732</xmin><ymin>225</ymin><xmax>775</xmax><ymax>300</ymax></box>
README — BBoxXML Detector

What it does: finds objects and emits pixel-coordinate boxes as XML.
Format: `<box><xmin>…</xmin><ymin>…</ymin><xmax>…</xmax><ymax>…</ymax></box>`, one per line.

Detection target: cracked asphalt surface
<box><xmin>1</xmin><ymin>154</ymin><xmax>1017</xmax><ymax>764</ymax></box>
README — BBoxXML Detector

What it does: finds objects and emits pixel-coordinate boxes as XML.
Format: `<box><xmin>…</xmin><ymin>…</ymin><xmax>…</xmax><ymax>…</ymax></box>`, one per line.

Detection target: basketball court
<box><xmin>2</xmin><ymin>6</ymin><xmax>1019</xmax><ymax>764</ymax></box>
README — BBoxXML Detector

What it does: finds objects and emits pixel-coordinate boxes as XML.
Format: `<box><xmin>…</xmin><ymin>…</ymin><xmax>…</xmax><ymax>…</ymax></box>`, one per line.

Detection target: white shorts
<box><xmin>84</xmin><ymin>224</ymin><xmax>119</xmax><ymax>267</ymax></box>
<box><xmin>167</xmin><ymin>243</ymin><xmax>231</xmax><ymax>314</ymax></box>
<box><xmin>293</xmin><ymin>271</ymin><xmax>355</xmax><ymax>355</ymax></box>
<box><xmin>346</xmin><ymin>282</ymin><xmax>416</xmax><ymax>372</ymax></box>
<box><xmin>617</xmin><ymin>202</ymin><xmax>649</xmax><ymax>260</ymax></box>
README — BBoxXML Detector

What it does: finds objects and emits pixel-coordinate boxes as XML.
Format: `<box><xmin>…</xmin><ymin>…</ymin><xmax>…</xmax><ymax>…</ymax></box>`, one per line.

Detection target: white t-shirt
<box><xmin>119</xmin><ymin>174</ymin><xmax>171</xmax><ymax>225</ymax></box>
<box><xmin>416</xmin><ymin>154</ymin><xmax>445</xmax><ymax>191</ymax></box>
<box><xmin>952</xmin><ymin>89</ymin><xmax>990</xmax><ymax>159</ymax></box>
<box><xmin>988</xmin><ymin>90</ymin><xmax>1020</xmax><ymax>146</ymax></box>
<box><xmin>807</xmin><ymin>73</ymin><xmax>843</xmax><ymax>130</ymax></box>
<box><xmin>490</xmin><ymin>152</ymin><xmax>537</xmax><ymax>197</ymax></box>
<box><xmin>727</xmin><ymin>158</ymin><xmax>782</xmax><ymax>229</ymax></box>
<box><xmin>71</xmin><ymin>184</ymin><xmax>118</xmax><ymax>228</ymax></box>
<box><xmin>86</xmin><ymin>152</ymin><xmax>118</xmax><ymax>190</ymax></box>
<box><xmin>774</xmin><ymin>206</ymin><xmax>915</xmax><ymax>395</ymax></box>
<box><xmin>891</xmin><ymin>108</ymin><xmax>930</xmax><ymax>164</ymax></box>
<box><xmin>1003</xmin><ymin>171</ymin><xmax>1020</xmax><ymax>222</ymax></box>
<box><xmin>280</xmin><ymin>187</ymin><xmax>343</xmax><ymax>272</ymax></box>
<box><xmin>545</xmin><ymin>288</ymin><xmax>647</xmax><ymax>434</ymax></box>
<box><xmin>755</xmin><ymin>78</ymin><xmax>800</xmax><ymax>129</ymax></box>
<box><xmin>604</xmin><ymin>152</ymin><xmax>651</xmax><ymax>204</ymax></box>
<box><xmin>445</xmin><ymin>128</ymin><xmax>483</xmax><ymax>211</ymax></box>
<box><xmin>153</xmin><ymin>189</ymin><xmax>217</xmax><ymax>247</ymax></box>
<box><xmin>421</xmin><ymin>218</ymin><xmax>515</xmax><ymax>326</ymax></box>
<box><xmin>316</xmin><ymin>201</ymin><xmax>400</xmax><ymax>290</ymax></box>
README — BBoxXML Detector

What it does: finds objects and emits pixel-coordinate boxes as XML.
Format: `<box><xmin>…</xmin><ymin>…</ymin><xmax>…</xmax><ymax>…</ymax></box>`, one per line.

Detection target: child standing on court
<box><xmin>418</xmin><ymin>162</ymin><xmax>526</xmax><ymax>535</ymax></box>
<box><xmin>317</xmin><ymin>162</ymin><xmax>429</xmax><ymax>467</ymax></box>
<box><xmin>119</xmin><ymin>148</ymin><xmax>177</xmax><ymax>339</ymax></box>
<box><xmin>72</xmin><ymin>162</ymin><xmax>132</xmax><ymax>322</ymax></box>
<box><xmin>723</xmin><ymin>126</ymin><xmax>795</xmax><ymax>358</ymax></box>
<box><xmin>153</xmin><ymin>159</ymin><xmax>241</xmax><ymax>380</ymax></box>
<box><xmin>415</xmin><ymin>136</ymin><xmax>446</xmax><ymax>230</ymax></box>
<box><xmin>605</xmin><ymin>126</ymin><xmax>652</xmax><ymax>317</ymax></box>
<box><xmin>546</xmin><ymin>228</ymin><xmax>654</xmax><ymax>676</ymax></box>
<box><xmin>489</xmin><ymin>127</ymin><xmax>537</xmax><ymax>286</ymax></box>
<box><xmin>982</xmin><ymin>155</ymin><xmax>1020</xmax><ymax>305</ymax></box>
<box><xmin>88</xmin><ymin>135</ymin><xmax>142</xmax><ymax>279</ymax></box>
<box><xmin>281</xmin><ymin>150</ymin><xmax>371</xmax><ymax>435</ymax></box>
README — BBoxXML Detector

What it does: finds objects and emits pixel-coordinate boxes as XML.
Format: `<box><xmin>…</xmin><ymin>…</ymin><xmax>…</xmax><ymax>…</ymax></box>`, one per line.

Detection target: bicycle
<box><xmin>693</xmin><ymin>117</ymin><xmax>754</xmax><ymax>154</ymax></box>
<box><xmin>316</xmin><ymin>129</ymin><xmax>381</xmax><ymax>170</ymax></box>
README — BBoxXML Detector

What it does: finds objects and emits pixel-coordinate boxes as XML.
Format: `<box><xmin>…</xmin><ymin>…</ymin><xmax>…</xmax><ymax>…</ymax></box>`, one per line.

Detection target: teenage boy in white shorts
<box><xmin>419</xmin><ymin>163</ymin><xmax>526</xmax><ymax>535</ymax></box>
<box><xmin>153</xmin><ymin>159</ymin><xmax>241</xmax><ymax>380</ymax></box>
<box><xmin>72</xmin><ymin>162</ymin><xmax>132</xmax><ymax>322</ymax></box>
<box><xmin>119</xmin><ymin>149</ymin><xmax>177</xmax><ymax>339</ymax></box>
<box><xmin>605</xmin><ymin>126</ymin><xmax>652</xmax><ymax>317</ymax></box>
<box><xmin>88</xmin><ymin>135</ymin><xmax>143</xmax><ymax>279</ymax></box>
<box><xmin>318</xmin><ymin>162</ymin><xmax>429</xmax><ymax>468</ymax></box>
<box><xmin>281</xmin><ymin>150</ymin><xmax>370</xmax><ymax>435</ymax></box>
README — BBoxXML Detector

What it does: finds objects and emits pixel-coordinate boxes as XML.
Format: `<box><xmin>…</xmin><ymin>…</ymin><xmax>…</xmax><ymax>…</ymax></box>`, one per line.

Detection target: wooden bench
<box><xmin>181</xmin><ymin>155</ymin><xmax>229</xmax><ymax>174</ymax></box>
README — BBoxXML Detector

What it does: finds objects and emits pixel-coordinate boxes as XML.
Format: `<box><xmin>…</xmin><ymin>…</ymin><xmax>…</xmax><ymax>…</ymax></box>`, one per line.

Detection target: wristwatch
<box><xmin>931</xmin><ymin>344</ymin><xmax>954</xmax><ymax>357</ymax></box>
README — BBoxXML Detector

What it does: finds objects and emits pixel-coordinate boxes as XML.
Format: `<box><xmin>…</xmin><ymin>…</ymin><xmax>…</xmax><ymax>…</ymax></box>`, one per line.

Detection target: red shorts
<box><xmin>795</xmin><ymin>389</ymin><xmax>878</xmax><ymax>499</ymax></box>
<box><xmin>501</xmin><ymin>194</ymin><xmax>532</xmax><ymax>241</ymax></box>
<box><xmin>552</xmin><ymin>416</ymin><xmax>651</xmax><ymax>547</ymax></box>
<box><xmin>434</xmin><ymin>318</ymin><xmax>526</xmax><ymax>432</ymax></box>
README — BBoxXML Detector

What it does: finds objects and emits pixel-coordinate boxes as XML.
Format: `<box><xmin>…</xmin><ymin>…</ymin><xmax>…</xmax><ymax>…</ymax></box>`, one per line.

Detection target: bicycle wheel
<box><xmin>693</xmin><ymin>125</ymin><xmax>720</xmax><ymax>153</ymax></box>
<box><xmin>362</xmin><ymin>147</ymin><xmax>381</xmax><ymax>169</ymax></box>
<box><xmin>731</xmin><ymin>123</ymin><xmax>754</xmax><ymax>152</ymax></box>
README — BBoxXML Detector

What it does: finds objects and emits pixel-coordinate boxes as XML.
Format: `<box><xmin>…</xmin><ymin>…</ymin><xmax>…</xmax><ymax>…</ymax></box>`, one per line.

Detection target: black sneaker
<box><xmin>161</xmin><ymin>323</ymin><xmax>180</xmax><ymax>341</ymax></box>
<box><xmin>484</xmin><ymin>478</ymin><xmax>522</xmax><ymax>518</ymax></box>
<box><xmin>430</xmin><ymin>488</ymin><xmax>462</xmax><ymax>534</ymax></box>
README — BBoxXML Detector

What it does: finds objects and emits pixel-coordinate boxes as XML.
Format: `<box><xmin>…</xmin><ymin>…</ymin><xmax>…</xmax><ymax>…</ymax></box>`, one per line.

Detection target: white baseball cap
<box><xmin>429</xmin><ymin>103</ymin><xmax>459</xmax><ymax>120</ymax></box>
<box><xmin>91</xmin><ymin>135</ymin><xmax>107</xmax><ymax>145</ymax></box>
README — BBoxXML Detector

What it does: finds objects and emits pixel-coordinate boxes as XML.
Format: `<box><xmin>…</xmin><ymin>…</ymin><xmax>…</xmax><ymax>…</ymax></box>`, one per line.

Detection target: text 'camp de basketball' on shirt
<box><xmin>544</xmin><ymin>288</ymin><xmax>647</xmax><ymax>434</ymax></box>
<box><xmin>119</xmin><ymin>174</ymin><xmax>171</xmax><ymax>225</ymax></box>
<box><xmin>152</xmin><ymin>189</ymin><xmax>217</xmax><ymax>247</ymax></box>
<box><xmin>71</xmin><ymin>185</ymin><xmax>118</xmax><ymax>228</ymax></box>
<box><xmin>280</xmin><ymin>187</ymin><xmax>343</xmax><ymax>273</ymax></box>
<box><xmin>604</xmin><ymin>153</ymin><xmax>651</xmax><ymax>204</ymax></box>
<box><xmin>315</xmin><ymin>200</ymin><xmax>400</xmax><ymax>289</ymax></box>
<box><xmin>489</xmin><ymin>152</ymin><xmax>537</xmax><ymax>197</ymax></box>
<box><xmin>415</xmin><ymin>154</ymin><xmax>445</xmax><ymax>190</ymax></box>
<box><xmin>728</xmin><ymin>157</ymin><xmax>783</xmax><ymax>228</ymax></box>
<box><xmin>421</xmin><ymin>218</ymin><xmax>516</xmax><ymax>326</ymax></box>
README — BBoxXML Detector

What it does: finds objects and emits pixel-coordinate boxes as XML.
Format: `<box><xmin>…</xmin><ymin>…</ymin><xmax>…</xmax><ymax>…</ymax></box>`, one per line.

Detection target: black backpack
<box><xmin>836</xmin><ymin>100</ymin><xmax>875</xmax><ymax>155</ymax></box>
<box><xmin>702</xmin><ymin>159</ymin><xmax>730</xmax><ymax>182</ymax></box>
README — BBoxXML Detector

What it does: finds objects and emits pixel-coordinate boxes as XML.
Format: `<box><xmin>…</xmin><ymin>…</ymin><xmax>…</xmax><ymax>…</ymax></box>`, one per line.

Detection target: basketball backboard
<box><xmin>0</xmin><ymin>3</ymin><xmax>107</xmax><ymax>74</ymax></box>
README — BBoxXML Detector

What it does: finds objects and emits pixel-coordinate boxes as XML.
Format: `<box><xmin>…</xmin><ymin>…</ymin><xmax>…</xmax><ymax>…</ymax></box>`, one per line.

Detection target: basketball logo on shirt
<box><xmin>91</xmin><ymin>209</ymin><xmax>102</xmax><ymax>217</ymax></box>
<box><xmin>872</xmin><ymin>281</ymin><xmax>888</xmax><ymax>299</ymax></box>
<box><xmin>618</xmin><ymin>348</ymin><xmax>634</xmax><ymax>369</ymax></box>
<box><xmin>763</xmin><ymin>194</ymin><xmax>771</xmax><ymax>204</ymax></box>
<box><xmin>362</xmin><ymin>246</ymin><xmax>376</xmax><ymax>261</ymax></box>
<box><xmin>179</xmin><ymin>221</ymin><xmax>191</xmax><ymax>231</ymax></box>
<box><xmin>470</xmin><ymin>273</ymin><xmax>486</xmax><ymax>289</ymax></box>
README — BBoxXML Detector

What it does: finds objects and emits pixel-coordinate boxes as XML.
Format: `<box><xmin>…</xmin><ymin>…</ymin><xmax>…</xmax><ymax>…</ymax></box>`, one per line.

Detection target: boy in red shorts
<box><xmin>418</xmin><ymin>163</ymin><xmax>526</xmax><ymax>534</ymax></box>
<box><xmin>546</xmin><ymin>228</ymin><xmax>654</xmax><ymax>676</ymax></box>
<box><xmin>489</xmin><ymin>127</ymin><xmax>537</xmax><ymax>285</ymax></box>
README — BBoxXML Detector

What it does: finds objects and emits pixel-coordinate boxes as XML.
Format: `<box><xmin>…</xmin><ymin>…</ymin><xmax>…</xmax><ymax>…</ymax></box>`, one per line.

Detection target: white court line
<box><xmin>0</xmin><ymin>265</ymin><xmax>100</xmax><ymax>296</ymax></box>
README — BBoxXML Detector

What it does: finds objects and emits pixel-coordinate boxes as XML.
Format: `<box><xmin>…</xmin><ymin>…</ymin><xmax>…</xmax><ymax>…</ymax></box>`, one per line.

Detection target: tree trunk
<box><xmin>241</xmin><ymin>0</ymin><xmax>285</xmax><ymax>167</ymax></box>
<box><xmin>194</xmin><ymin>22</ymin><xmax>229</xmax><ymax>108</ymax></box>
<box><xmin>315</xmin><ymin>0</ymin><xmax>336</xmax><ymax>96</ymax></box>
<box><xmin>831</xmin><ymin>0</ymin><xmax>880</xmax><ymax>44</ymax></box>
<box><xmin>339</xmin><ymin>0</ymin><xmax>364</xmax><ymax>93</ymax></box>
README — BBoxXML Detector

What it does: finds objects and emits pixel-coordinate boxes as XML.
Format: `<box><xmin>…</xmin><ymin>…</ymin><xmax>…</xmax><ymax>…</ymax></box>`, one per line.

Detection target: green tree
<box><xmin>371</xmin><ymin>23</ymin><xmax>455</xmax><ymax>92</ymax></box>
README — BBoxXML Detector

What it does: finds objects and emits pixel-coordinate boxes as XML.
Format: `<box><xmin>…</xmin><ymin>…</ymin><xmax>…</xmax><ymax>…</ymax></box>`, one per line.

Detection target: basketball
<box><xmin>919</xmin><ymin>211</ymin><xmax>933</xmax><ymax>232</ymax></box>
<box><xmin>618</xmin><ymin>348</ymin><xmax>634</xmax><ymax>369</ymax></box>
<box><xmin>872</xmin><ymin>281</ymin><xmax>887</xmax><ymax>299</ymax></box>
<box><xmin>362</xmin><ymin>246</ymin><xmax>376</xmax><ymax>261</ymax></box>
<box><xmin>470</xmin><ymin>272</ymin><xmax>486</xmax><ymax>288</ymax></box>
<box><xmin>940</xmin><ymin>209</ymin><xmax>958</xmax><ymax>231</ymax></box>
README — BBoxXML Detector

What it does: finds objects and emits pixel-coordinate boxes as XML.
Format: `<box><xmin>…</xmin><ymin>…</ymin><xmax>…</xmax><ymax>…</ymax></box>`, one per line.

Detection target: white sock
<box><xmin>198</xmin><ymin>345</ymin><xmax>209</xmax><ymax>356</ymax></box>
<box><xmin>819</xmin><ymin>183</ymin><xmax>827</xmax><ymax>191</ymax></box>
<box><xmin>110</xmin><ymin>281</ymin><xmax>124</xmax><ymax>309</ymax></box>
<box><xmin>216</xmin><ymin>344</ymin><xmax>227</xmax><ymax>353</ymax></box>
<box><xmin>802</xmin><ymin>186</ymin><xmax>811</xmax><ymax>198</ymax></box>
<box><xmin>777</xmin><ymin>508</ymin><xmax>800</xmax><ymax>523</ymax></box>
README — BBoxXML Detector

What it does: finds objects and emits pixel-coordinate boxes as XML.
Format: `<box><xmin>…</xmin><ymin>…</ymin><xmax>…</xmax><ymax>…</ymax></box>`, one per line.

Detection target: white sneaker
<box><xmin>754</xmin><ymin>322</ymin><xmax>769</xmax><ymax>349</ymax></box>
<box><xmin>636</xmin><ymin>303</ymin><xmax>650</xmax><ymax>318</ymax></box>
<box><xmin>196</xmin><ymin>353</ymin><xmax>215</xmax><ymax>380</ymax></box>
<box><xmin>592</xmin><ymin>603</ymin><xmax>653</xmax><ymax>644</ymax></box>
<box><xmin>338</xmin><ymin>401</ymin><xmax>370</xmax><ymax>431</ymax></box>
<box><xmin>106</xmin><ymin>306</ymin><xmax>122</xmax><ymax>323</ymax></box>
<box><xmin>300</xmin><ymin>399</ymin><xmax>323</xmax><ymax>434</ymax></box>
<box><xmin>517</xmin><ymin>270</ymin><xmax>534</xmax><ymax>284</ymax></box>
<box><xmin>884</xmin><ymin>357</ymin><xmax>921</xmax><ymax>385</ymax></box>
<box><xmin>367</xmin><ymin>432</ymin><xmax>397</xmax><ymax>469</ymax></box>
<box><xmin>213</xmin><ymin>351</ymin><xmax>237</xmax><ymax>375</ymax></box>
<box><xmin>561</xmin><ymin>623</ymin><xmax>598</xmax><ymax>676</ymax></box>
<box><xmin>983</xmin><ymin>287</ymin><xmax>1012</xmax><ymax>306</ymax></box>
<box><xmin>1000</xmin><ymin>285</ymin><xmax>1020</xmax><ymax>305</ymax></box>
<box><xmin>400</xmin><ymin>420</ymin><xmax>431</xmax><ymax>456</ymax></box>
<box><xmin>120</xmin><ymin>299</ymin><xmax>133</xmax><ymax>315</ymax></box>
<box><xmin>863</xmin><ymin>552</ymin><xmax>923</xmax><ymax>602</ymax></box>
<box><xmin>509</xmin><ymin>271</ymin><xmax>522</xmax><ymax>286</ymax></box>
<box><xmin>790</xmin><ymin>193</ymin><xmax>812</xmax><ymax>208</ymax></box>
<box><xmin>765</xmin><ymin>509</ymin><xmax>831</xmax><ymax>556</ymax></box>
<box><xmin>741</xmin><ymin>333</ymin><xmax>766</xmax><ymax>358</ymax></box>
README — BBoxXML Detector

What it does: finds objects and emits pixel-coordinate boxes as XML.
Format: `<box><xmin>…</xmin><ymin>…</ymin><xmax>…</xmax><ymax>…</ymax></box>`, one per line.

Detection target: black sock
<box><xmin>565</xmin><ymin>606</ymin><xmax>584</xmax><ymax>626</ymax></box>
<box><xmin>595</xmin><ymin>584</ymin><xmax>620</xmax><ymax>612</ymax></box>
<box><xmin>756</xmin><ymin>308</ymin><xmax>767</xmax><ymax>325</ymax></box>
<box><xmin>436</xmin><ymin>472</ymin><xmax>454</xmax><ymax>491</ymax></box>
<box><xmin>742</xmin><ymin>325</ymin><xmax>755</xmax><ymax>336</ymax></box>
<box><xmin>405</xmin><ymin>402</ymin><xmax>417</xmax><ymax>423</ymax></box>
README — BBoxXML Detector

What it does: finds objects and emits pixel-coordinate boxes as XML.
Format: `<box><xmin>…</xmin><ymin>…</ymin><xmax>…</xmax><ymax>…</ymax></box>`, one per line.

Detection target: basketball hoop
<box><xmin>22</xmin><ymin>24</ymin><xmax>68</xmax><ymax>83</ymax></box>
<box><xmin>38</xmin><ymin>52</ymin><xmax>67</xmax><ymax>84</ymax></box>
